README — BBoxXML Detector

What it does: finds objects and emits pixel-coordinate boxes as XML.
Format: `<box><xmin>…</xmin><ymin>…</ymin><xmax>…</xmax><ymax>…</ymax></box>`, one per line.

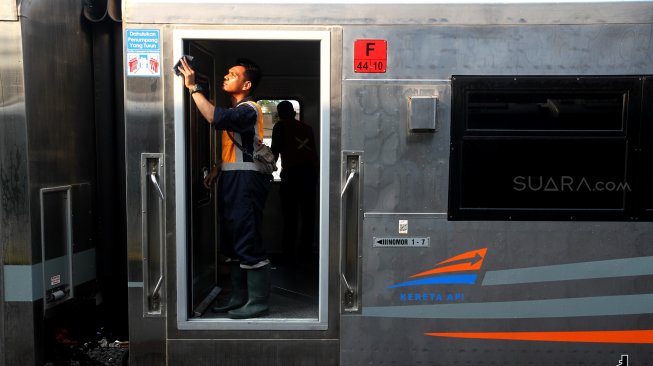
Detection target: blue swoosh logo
<box><xmin>388</xmin><ymin>274</ymin><xmax>478</xmax><ymax>289</ymax></box>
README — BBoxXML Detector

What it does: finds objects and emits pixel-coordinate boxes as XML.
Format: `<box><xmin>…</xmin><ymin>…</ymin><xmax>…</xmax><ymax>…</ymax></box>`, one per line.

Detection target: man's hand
<box><xmin>177</xmin><ymin>56</ymin><xmax>196</xmax><ymax>89</ymax></box>
<box><xmin>203</xmin><ymin>165</ymin><xmax>220</xmax><ymax>189</ymax></box>
<box><xmin>176</xmin><ymin>55</ymin><xmax>216</xmax><ymax>124</ymax></box>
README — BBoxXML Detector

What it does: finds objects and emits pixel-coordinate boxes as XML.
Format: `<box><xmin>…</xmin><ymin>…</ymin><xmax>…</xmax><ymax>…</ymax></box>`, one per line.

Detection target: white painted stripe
<box><xmin>482</xmin><ymin>256</ymin><xmax>653</xmax><ymax>286</ymax></box>
<box><xmin>3</xmin><ymin>264</ymin><xmax>43</xmax><ymax>301</ymax></box>
<box><xmin>363</xmin><ymin>294</ymin><xmax>653</xmax><ymax>319</ymax></box>
<box><xmin>4</xmin><ymin>249</ymin><xmax>97</xmax><ymax>302</ymax></box>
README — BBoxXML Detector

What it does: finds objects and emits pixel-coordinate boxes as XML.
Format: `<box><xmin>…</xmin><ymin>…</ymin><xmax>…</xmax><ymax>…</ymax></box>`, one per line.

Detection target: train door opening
<box><xmin>173</xmin><ymin>30</ymin><xmax>331</xmax><ymax>330</ymax></box>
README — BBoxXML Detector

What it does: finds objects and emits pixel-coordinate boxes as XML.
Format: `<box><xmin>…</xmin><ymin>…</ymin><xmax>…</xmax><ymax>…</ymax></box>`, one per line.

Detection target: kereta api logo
<box><xmin>388</xmin><ymin>248</ymin><xmax>487</xmax><ymax>303</ymax></box>
<box><xmin>388</xmin><ymin>248</ymin><xmax>487</xmax><ymax>289</ymax></box>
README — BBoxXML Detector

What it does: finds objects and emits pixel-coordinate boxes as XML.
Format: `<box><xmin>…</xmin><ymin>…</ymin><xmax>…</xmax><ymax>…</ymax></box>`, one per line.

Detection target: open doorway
<box><xmin>173</xmin><ymin>30</ymin><xmax>330</xmax><ymax>330</ymax></box>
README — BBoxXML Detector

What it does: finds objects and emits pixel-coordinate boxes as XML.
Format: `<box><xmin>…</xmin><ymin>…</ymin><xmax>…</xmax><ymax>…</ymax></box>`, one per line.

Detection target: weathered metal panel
<box><xmin>3</xmin><ymin>301</ymin><xmax>43</xmax><ymax>366</ymax></box>
<box><xmin>343</xmin><ymin>82</ymin><xmax>450</xmax><ymax>213</ymax></box>
<box><xmin>124</xmin><ymin>23</ymin><xmax>167</xmax><ymax>365</ymax></box>
<box><xmin>167</xmin><ymin>339</ymin><xmax>339</xmax><ymax>366</ymax></box>
<box><xmin>20</xmin><ymin>0</ymin><xmax>97</xmax><ymax>264</ymax></box>
<box><xmin>0</xmin><ymin>22</ymin><xmax>29</xmax><ymax>265</ymax></box>
<box><xmin>342</xmin><ymin>24</ymin><xmax>653</xmax><ymax>80</ymax></box>
<box><xmin>341</xmin><ymin>218</ymin><xmax>653</xmax><ymax>365</ymax></box>
<box><xmin>123</xmin><ymin>2</ymin><xmax>653</xmax><ymax>26</ymax></box>
<box><xmin>2</xmin><ymin>0</ymin><xmax>100</xmax><ymax>364</ymax></box>
<box><xmin>119</xmin><ymin>3</ymin><xmax>653</xmax><ymax>365</ymax></box>
<box><xmin>338</xmin><ymin>20</ymin><xmax>653</xmax><ymax>366</ymax></box>
<box><xmin>0</xmin><ymin>19</ymin><xmax>28</xmax><ymax>366</ymax></box>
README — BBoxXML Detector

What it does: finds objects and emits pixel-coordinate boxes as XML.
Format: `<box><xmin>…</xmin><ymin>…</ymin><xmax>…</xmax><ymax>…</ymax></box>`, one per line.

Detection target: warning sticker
<box><xmin>51</xmin><ymin>274</ymin><xmax>61</xmax><ymax>286</ymax></box>
<box><xmin>125</xmin><ymin>29</ymin><xmax>161</xmax><ymax>77</ymax></box>
<box><xmin>354</xmin><ymin>39</ymin><xmax>387</xmax><ymax>73</ymax></box>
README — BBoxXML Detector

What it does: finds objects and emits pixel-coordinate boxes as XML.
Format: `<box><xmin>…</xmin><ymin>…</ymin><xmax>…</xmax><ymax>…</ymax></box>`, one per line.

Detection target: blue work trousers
<box><xmin>218</xmin><ymin>170</ymin><xmax>270</xmax><ymax>265</ymax></box>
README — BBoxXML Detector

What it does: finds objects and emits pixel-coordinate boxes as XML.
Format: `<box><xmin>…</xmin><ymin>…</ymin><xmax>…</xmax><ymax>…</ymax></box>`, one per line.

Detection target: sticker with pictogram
<box><xmin>354</xmin><ymin>39</ymin><xmax>387</xmax><ymax>73</ymax></box>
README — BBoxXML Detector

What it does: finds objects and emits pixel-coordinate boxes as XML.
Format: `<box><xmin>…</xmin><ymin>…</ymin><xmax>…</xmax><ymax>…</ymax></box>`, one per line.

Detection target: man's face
<box><xmin>222</xmin><ymin>65</ymin><xmax>251</xmax><ymax>94</ymax></box>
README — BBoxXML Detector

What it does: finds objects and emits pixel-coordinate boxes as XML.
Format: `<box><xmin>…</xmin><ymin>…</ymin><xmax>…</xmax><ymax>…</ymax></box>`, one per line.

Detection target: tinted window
<box><xmin>450</xmin><ymin>76</ymin><xmax>645</xmax><ymax>221</ymax></box>
<box><xmin>467</xmin><ymin>92</ymin><xmax>625</xmax><ymax>131</ymax></box>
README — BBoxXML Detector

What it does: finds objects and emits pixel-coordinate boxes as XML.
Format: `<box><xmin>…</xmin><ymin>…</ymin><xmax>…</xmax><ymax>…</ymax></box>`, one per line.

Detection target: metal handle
<box><xmin>150</xmin><ymin>171</ymin><xmax>165</xmax><ymax>200</ymax></box>
<box><xmin>148</xmin><ymin>275</ymin><xmax>164</xmax><ymax>310</ymax></box>
<box><xmin>152</xmin><ymin>275</ymin><xmax>164</xmax><ymax>297</ymax></box>
<box><xmin>141</xmin><ymin>154</ymin><xmax>165</xmax><ymax>316</ymax></box>
<box><xmin>341</xmin><ymin>273</ymin><xmax>356</xmax><ymax>312</ymax></box>
<box><xmin>341</xmin><ymin>170</ymin><xmax>358</xmax><ymax>197</ymax></box>
<box><xmin>340</xmin><ymin>152</ymin><xmax>362</xmax><ymax>313</ymax></box>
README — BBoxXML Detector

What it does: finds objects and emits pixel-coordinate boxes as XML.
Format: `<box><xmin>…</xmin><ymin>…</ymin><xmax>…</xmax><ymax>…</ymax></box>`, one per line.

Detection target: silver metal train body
<box><xmin>2</xmin><ymin>0</ymin><xmax>653</xmax><ymax>365</ymax></box>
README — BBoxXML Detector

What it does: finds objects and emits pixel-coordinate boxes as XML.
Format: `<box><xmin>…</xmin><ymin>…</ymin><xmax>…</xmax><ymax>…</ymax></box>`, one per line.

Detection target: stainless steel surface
<box><xmin>123</xmin><ymin>19</ymin><xmax>167</xmax><ymax>363</ymax></box>
<box><xmin>343</xmin><ymin>82</ymin><xmax>450</xmax><ymax>213</ymax></box>
<box><xmin>0</xmin><ymin>24</ymin><xmax>28</xmax><ymax>366</ymax></box>
<box><xmin>124</xmin><ymin>2</ymin><xmax>653</xmax><ymax>26</ymax></box>
<box><xmin>341</xmin><ymin>219</ymin><xmax>653</xmax><ymax>365</ymax></box>
<box><xmin>125</xmin><ymin>20</ymin><xmax>167</xmax><ymax>360</ymax></box>
<box><xmin>119</xmin><ymin>2</ymin><xmax>653</xmax><ymax>365</ymax></box>
<box><xmin>168</xmin><ymin>339</ymin><xmax>339</xmax><ymax>366</ymax></box>
<box><xmin>21</xmin><ymin>0</ymin><xmax>97</xmax><ymax>264</ymax></box>
<box><xmin>343</xmin><ymin>24</ymin><xmax>653</xmax><ymax>80</ymax></box>
<box><xmin>2</xmin><ymin>0</ymin><xmax>100</xmax><ymax>364</ymax></box>
<box><xmin>3</xmin><ymin>301</ymin><xmax>41</xmax><ymax>366</ymax></box>
<box><xmin>338</xmin><ymin>23</ymin><xmax>653</xmax><ymax>366</ymax></box>
<box><xmin>127</xmin><ymin>287</ymin><xmax>166</xmax><ymax>366</ymax></box>
<box><xmin>0</xmin><ymin>21</ymin><xmax>29</xmax><ymax>266</ymax></box>
<box><xmin>337</xmin><ymin>17</ymin><xmax>652</xmax><ymax>366</ymax></box>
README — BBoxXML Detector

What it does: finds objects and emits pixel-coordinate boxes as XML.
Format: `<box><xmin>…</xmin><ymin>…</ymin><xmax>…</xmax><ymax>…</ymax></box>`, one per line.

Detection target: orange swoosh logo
<box><xmin>411</xmin><ymin>248</ymin><xmax>487</xmax><ymax>278</ymax></box>
<box><xmin>425</xmin><ymin>330</ymin><xmax>653</xmax><ymax>344</ymax></box>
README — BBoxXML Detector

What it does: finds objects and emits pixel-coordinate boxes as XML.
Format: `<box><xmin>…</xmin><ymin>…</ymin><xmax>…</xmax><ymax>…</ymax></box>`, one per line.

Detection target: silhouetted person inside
<box><xmin>271</xmin><ymin>101</ymin><xmax>318</xmax><ymax>265</ymax></box>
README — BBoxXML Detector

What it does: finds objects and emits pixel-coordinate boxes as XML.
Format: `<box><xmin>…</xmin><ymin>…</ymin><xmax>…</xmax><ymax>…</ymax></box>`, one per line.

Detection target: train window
<box><xmin>258</xmin><ymin>99</ymin><xmax>301</xmax><ymax>182</ymax></box>
<box><xmin>467</xmin><ymin>92</ymin><xmax>625</xmax><ymax>131</ymax></box>
<box><xmin>449</xmin><ymin>76</ymin><xmax>648</xmax><ymax>221</ymax></box>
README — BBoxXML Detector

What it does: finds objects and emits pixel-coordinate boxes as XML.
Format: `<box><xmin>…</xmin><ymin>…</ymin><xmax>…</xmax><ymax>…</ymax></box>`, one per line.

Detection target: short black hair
<box><xmin>276</xmin><ymin>101</ymin><xmax>296</xmax><ymax>119</ymax></box>
<box><xmin>236</xmin><ymin>58</ymin><xmax>261</xmax><ymax>92</ymax></box>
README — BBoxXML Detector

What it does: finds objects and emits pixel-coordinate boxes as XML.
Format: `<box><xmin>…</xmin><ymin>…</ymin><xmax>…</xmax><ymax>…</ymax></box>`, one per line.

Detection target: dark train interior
<box><xmin>182</xmin><ymin>39</ymin><xmax>323</xmax><ymax>321</ymax></box>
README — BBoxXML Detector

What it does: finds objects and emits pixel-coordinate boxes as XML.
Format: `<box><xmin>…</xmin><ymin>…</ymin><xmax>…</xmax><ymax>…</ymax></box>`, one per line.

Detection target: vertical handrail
<box><xmin>340</xmin><ymin>152</ymin><xmax>362</xmax><ymax>313</ymax></box>
<box><xmin>142</xmin><ymin>154</ymin><xmax>165</xmax><ymax>316</ymax></box>
<box><xmin>150</xmin><ymin>171</ymin><xmax>165</xmax><ymax>200</ymax></box>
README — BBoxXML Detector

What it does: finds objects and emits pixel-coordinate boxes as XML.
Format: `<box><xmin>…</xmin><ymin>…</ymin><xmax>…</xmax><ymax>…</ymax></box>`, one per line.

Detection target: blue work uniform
<box><xmin>214</xmin><ymin>97</ymin><xmax>270</xmax><ymax>268</ymax></box>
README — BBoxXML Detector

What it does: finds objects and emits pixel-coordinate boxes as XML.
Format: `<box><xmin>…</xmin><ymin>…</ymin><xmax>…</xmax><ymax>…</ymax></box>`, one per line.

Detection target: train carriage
<box><xmin>2</xmin><ymin>0</ymin><xmax>653</xmax><ymax>365</ymax></box>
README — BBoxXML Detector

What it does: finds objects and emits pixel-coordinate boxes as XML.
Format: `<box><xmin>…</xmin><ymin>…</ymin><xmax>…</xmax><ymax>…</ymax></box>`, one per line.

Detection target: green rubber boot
<box><xmin>228</xmin><ymin>264</ymin><xmax>270</xmax><ymax>319</ymax></box>
<box><xmin>212</xmin><ymin>264</ymin><xmax>247</xmax><ymax>313</ymax></box>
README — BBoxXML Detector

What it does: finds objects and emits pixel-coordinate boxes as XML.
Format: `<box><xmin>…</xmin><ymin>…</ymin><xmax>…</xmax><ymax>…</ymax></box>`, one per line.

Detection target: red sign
<box><xmin>354</xmin><ymin>39</ymin><xmax>387</xmax><ymax>73</ymax></box>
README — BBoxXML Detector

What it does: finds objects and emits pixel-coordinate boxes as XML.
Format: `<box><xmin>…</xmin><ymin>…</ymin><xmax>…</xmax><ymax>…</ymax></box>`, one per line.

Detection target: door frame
<box><xmin>172</xmin><ymin>28</ymin><xmax>332</xmax><ymax>331</ymax></box>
